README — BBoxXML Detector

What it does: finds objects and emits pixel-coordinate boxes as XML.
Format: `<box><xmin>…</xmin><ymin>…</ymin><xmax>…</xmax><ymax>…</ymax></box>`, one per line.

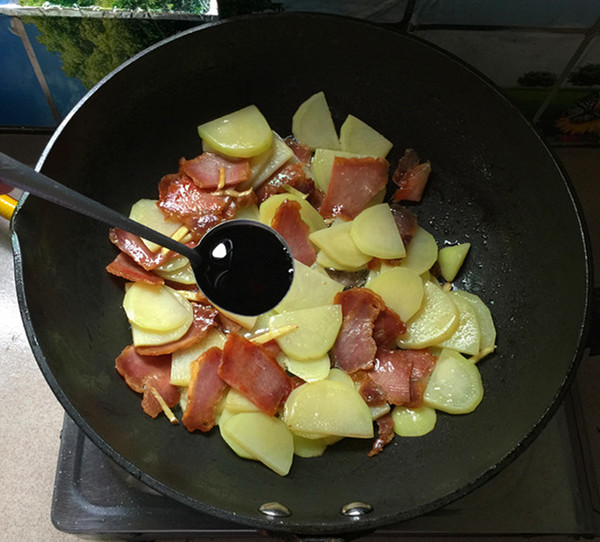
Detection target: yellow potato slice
<box><xmin>438</xmin><ymin>291</ymin><xmax>481</xmax><ymax>356</ymax></box>
<box><xmin>452</xmin><ymin>290</ymin><xmax>496</xmax><ymax>361</ymax></box>
<box><xmin>123</xmin><ymin>283</ymin><xmax>193</xmax><ymax>332</ymax></box>
<box><xmin>130</xmin><ymin>318</ymin><xmax>192</xmax><ymax>347</ymax></box>
<box><xmin>277</xmin><ymin>351</ymin><xmax>331</xmax><ymax>382</ymax></box>
<box><xmin>220</xmin><ymin>411</ymin><xmax>294</xmax><ymax>476</ymax></box>
<box><xmin>366</xmin><ymin>266</ymin><xmax>423</xmax><ymax>323</ymax></box>
<box><xmin>350</xmin><ymin>203</ymin><xmax>405</xmax><ymax>259</ymax></box>
<box><xmin>309</xmin><ymin>220</ymin><xmax>372</xmax><ymax>270</ymax></box>
<box><xmin>292</xmin><ymin>433</ymin><xmax>328</xmax><ymax>458</ymax></box>
<box><xmin>315</xmin><ymin>249</ymin><xmax>365</xmax><ymax>272</ymax></box>
<box><xmin>223</xmin><ymin>388</ymin><xmax>262</xmax><ymax>414</ymax></box>
<box><xmin>275</xmin><ymin>259</ymin><xmax>344</xmax><ymax>313</ymax></box>
<box><xmin>438</xmin><ymin>243</ymin><xmax>471</xmax><ymax>282</ymax></box>
<box><xmin>397</xmin><ymin>280</ymin><xmax>459</xmax><ymax>349</ymax></box>
<box><xmin>259</xmin><ymin>192</ymin><xmax>326</xmax><ymax>233</ymax></box>
<box><xmin>269</xmin><ymin>304</ymin><xmax>343</xmax><ymax>360</ymax></box>
<box><xmin>197</xmin><ymin>105</ymin><xmax>273</xmax><ymax>158</ymax></box>
<box><xmin>156</xmin><ymin>254</ymin><xmax>189</xmax><ymax>273</ymax></box>
<box><xmin>326</xmin><ymin>367</ymin><xmax>355</xmax><ymax>388</ymax></box>
<box><xmin>155</xmin><ymin>263</ymin><xmax>196</xmax><ymax>285</ymax></box>
<box><xmin>170</xmin><ymin>328</ymin><xmax>226</xmax><ymax>386</ymax></box>
<box><xmin>423</xmin><ymin>348</ymin><xmax>484</xmax><ymax>414</ymax></box>
<box><xmin>129</xmin><ymin>199</ymin><xmax>184</xmax><ymax>252</ymax></box>
<box><xmin>339</xmin><ymin>114</ymin><xmax>393</xmax><ymax>158</ymax></box>
<box><xmin>283</xmin><ymin>379</ymin><xmax>373</xmax><ymax>439</ymax></box>
<box><xmin>292</xmin><ymin>91</ymin><xmax>340</xmax><ymax>151</ymax></box>
<box><xmin>218</xmin><ymin>409</ymin><xmax>254</xmax><ymax>459</ymax></box>
<box><xmin>392</xmin><ymin>405</ymin><xmax>437</xmax><ymax>437</ymax></box>
<box><xmin>400</xmin><ymin>226</ymin><xmax>438</xmax><ymax>274</ymax></box>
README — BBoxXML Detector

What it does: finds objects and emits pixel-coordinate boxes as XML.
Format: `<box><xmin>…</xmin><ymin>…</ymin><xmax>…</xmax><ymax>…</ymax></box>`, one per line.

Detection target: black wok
<box><xmin>10</xmin><ymin>12</ymin><xmax>593</xmax><ymax>537</ymax></box>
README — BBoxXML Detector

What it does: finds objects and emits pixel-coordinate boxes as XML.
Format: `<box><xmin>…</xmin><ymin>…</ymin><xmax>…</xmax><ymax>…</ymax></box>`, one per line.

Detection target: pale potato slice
<box><xmin>156</xmin><ymin>254</ymin><xmax>189</xmax><ymax>274</ymax></box>
<box><xmin>400</xmin><ymin>226</ymin><xmax>438</xmax><ymax>274</ymax></box>
<box><xmin>223</xmin><ymin>388</ymin><xmax>262</xmax><ymax>414</ymax></box>
<box><xmin>309</xmin><ymin>221</ymin><xmax>371</xmax><ymax>270</ymax></box>
<box><xmin>220</xmin><ymin>411</ymin><xmax>294</xmax><ymax>476</ymax></box>
<box><xmin>366</xmin><ymin>266</ymin><xmax>423</xmax><ymax>323</ymax></box>
<box><xmin>453</xmin><ymin>290</ymin><xmax>496</xmax><ymax>361</ymax></box>
<box><xmin>292</xmin><ymin>433</ymin><xmax>328</xmax><ymax>458</ymax></box>
<box><xmin>275</xmin><ymin>259</ymin><xmax>344</xmax><ymax>313</ymax></box>
<box><xmin>350</xmin><ymin>203</ymin><xmax>405</xmax><ymax>259</ymax></box>
<box><xmin>170</xmin><ymin>328</ymin><xmax>226</xmax><ymax>386</ymax></box>
<box><xmin>311</xmin><ymin>148</ymin><xmax>371</xmax><ymax>192</ymax></box>
<box><xmin>218</xmin><ymin>409</ymin><xmax>260</xmax><ymax>460</ymax></box>
<box><xmin>438</xmin><ymin>291</ymin><xmax>481</xmax><ymax>356</ymax></box>
<box><xmin>397</xmin><ymin>280</ymin><xmax>459</xmax><ymax>349</ymax></box>
<box><xmin>123</xmin><ymin>283</ymin><xmax>193</xmax><ymax>332</ymax></box>
<box><xmin>326</xmin><ymin>367</ymin><xmax>355</xmax><ymax>388</ymax></box>
<box><xmin>277</xmin><ymin>351</ymin><xmax>330</xmax><ymax>382</ymax></box>
<box><xmin>282</xmin><ymin>379</ymin><xmax>373</xmax><ymax>439</ymax></box>
<box><xmin>292</xmin><ymin>91</ymin><xmax>340</xmax><ymax>150</ymax></box>
<box><xmin>234</xmin><ymin>203</ymin><xmax>260</xmax><ymax>221</ymax></box>
<box><xmin>250</xmin><ymin>132</ymin><xmax>295</xmax><ymax>188</ymax></box>
<box><xmin>315</xmin><ymin>249</ymin><xmax>365</xmax><ymax>272</ymax></box>
<box><xmin>259</xmin><ymin>192</ymin><xmax>326</xmax><ymax>233</ymax></box>
<box><xmin>423</xmin><ymin>348</ymin><xmax>484</xmax><ymax>414</ymax></box>
<box><xmin>197</xmin><ymin>105</ymin><xmax>273</xmax><ymax>158</ymax></box>
<box><xmin>392</xmin><ymin>405</ymin><xmax>437</xmax><ymax>437</ymax></box>
<box><xmin>438</xmin><ymin>243</ymin><xmax>471</xmax><ymax>282</ymax></box>
<box><xmin>269</xmin><ymin>304</ymin><xmax>343</xmax><ymax>360</ymax></box>
<box><xmin>155</xmin><ymin>263</ymin><xmax>196</xmax><ymax>285</ymax></box>
<box><xmin>131</xmin><ymin>318</ymin><xmax>192</xmax><ymax>347</ymax></box>
<box><xmin>339</xmin><ymin>114</ymin><xmax>393</xmax><ymax>158</ymax></box>
<box><xmin>129</xmin><ymin>199</ymin><xmax>184</xmax><ymax>252</ymax></box>
<box><xmin>214</xmin><ymin>307</ymin><xmax>257</xmax><ymax>330</ymax></box>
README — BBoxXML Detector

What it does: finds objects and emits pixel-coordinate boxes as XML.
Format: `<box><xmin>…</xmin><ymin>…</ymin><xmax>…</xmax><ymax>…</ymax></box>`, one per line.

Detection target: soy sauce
<box><xmin>192</xmin><ymin>220</ymin><xmax>294</xmax><ymax>316</ymax></box>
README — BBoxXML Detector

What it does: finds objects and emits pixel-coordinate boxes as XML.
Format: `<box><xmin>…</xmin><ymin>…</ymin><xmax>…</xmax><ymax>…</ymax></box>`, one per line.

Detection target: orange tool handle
<box><xmin>0</xmin><ymin>194</ymin><xmax>17</xmax><ymax>221</ymax></box>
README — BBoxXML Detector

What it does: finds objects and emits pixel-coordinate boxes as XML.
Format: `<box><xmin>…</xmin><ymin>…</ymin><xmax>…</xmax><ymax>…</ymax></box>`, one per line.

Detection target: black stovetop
<box><xmin>51</xmin><ymin>379</ymin><xmax>600</xmax><ymax>541</ymax></box>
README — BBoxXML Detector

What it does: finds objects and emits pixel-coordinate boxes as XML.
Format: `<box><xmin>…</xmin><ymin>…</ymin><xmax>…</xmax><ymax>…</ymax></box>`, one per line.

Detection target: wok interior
<box><xmin>12</xmin><ymin>14</ymin><xmax>591</xmax><ymax>534</ymax></box>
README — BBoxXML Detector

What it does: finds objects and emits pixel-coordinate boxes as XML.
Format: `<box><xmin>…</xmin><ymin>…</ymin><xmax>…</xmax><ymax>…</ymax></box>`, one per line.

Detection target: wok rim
<box><xmin>9</xmin><ymin>11</ymin><xmax>595</xmax><ymax>536</ymax></box>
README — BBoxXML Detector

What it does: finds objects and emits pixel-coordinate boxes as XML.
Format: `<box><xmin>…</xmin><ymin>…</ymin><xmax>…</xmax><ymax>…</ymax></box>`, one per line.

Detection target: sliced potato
<box><xmin>400</xmin><ymin>226</ymin><xmax>438</xmax><ymax>274</ymax></box>
<box><xmin>292</xmin><ymin>433</ymin><xmax>328</xmax><ymax>458</ymax></box>
<box><xmin>123</xmin><ymin>283</ymin><xmax>193</xmax><ymax>332</ymax></box>
<box><xmin>453</xmin><ymin>290</ymin><xmax>496</xmax><ymax>361</ymax></box>
<box><xmin>350</xmin><ymin>203</ymin><xmax>405</xmax><ymax>259</ymax></box>
<box><xmin>311</xmin><ymin>148</ymin><xmax>371</xmax><ymax>192</ymax></box>
<box><xmin>214</xmin><ymin>307</ymin><xmax>257</xmax><ymax>330</ymax></box>
<box><xmin>423</xmin><ymin>348</ymin><xmax>484</xmax><ymax>414</ymax></box>
<box><xmin>315</xmin><ymin>249</ymin><xmax>365</xmax><ymax>272</ymax></box>
<box><xmin>223</xmin><ymin>388</ymin><xmax>262</xmax><ymax>414</ymax></box>
<box><xmin>155</xmin><ymin>263</ymin><xmax>196</xmax><ymax>285</ymax></box>
<box><xmin>221</xmin><ymin>411</ymin><xmax>294</xmax><ymax>475</ymax></box>
<box><xmin>326</xmin><ymin>367</ymin><xmax>355</xmax><ymax>388</ymax></box>
<box><xmin>156</xmin><ymin>254</ymin><xmax>189</xmax><ymax>274</ymax></box>
<box><xmin>339</xmin><ymin>114</ymin><xmax>393</xmax><ymax>158</ymax></box>
<box><xmin>269</xmin><ymin>304</ymin><xmax>343</xmax><ymax>360</ymax></box>
<box><xmin>283</xmin><ymin>379</ymin><xmax>373</xmax><ymax>439</ymax></box>
<box><xmin>251</xmin><ymin>132</ymin><xmax>295</xmax><ymax>187</ymax></box>
<box><xmin>438</xmin><ymin>243</ymin><xmax>471</xmax><ymax>282</ymax></box>
<box><xmin>129</xmin><ymin>199</ymin><xmax>184</xmax><ymax>252</ymax></box>
<box><xmin>197</xmin><ymin>105</ymin><xmax>273</xmax><ymax>158</ymax></box>
<box><xmin>366</xmin><ymin>266</ymin><xmax>423</xmax><ymax>323</ymax></box>
<box><xmin>309</xmin><ymin>221</ymin><xmax>371</xmax><ymax>270</ymax></box>
<box><xmin>275</xmin><ymin>259</ymin><xmax>344</xmax><ymax>313</ymax></box>
<box><xmin>438</xmin><ymin>291</ymin><xmax>481</xmax><ymax>356</ymax></box>
<box><xmin>131</xmin><ymin>318</ymin><xmax>191</xmax><ymax>347</ymax></box>
<box><xmin>292</xmin><ymin>91</ymin><xmax>340</xmax><ymax>150</ymax></box>
<box><xmin>170</xmin><ymin>328</ymin><xmax>226</xmax><ymax>386</ymax></box>
<box><xmin>392</xmin><ymin>405</ymin><xmax>437</xmax><ymax>437</ymax></box>
<box><xmin>218</xmin><ymin>409</ymin><xmax>254</xmax><ymax>459</ymax></box>
<box><xmin>278</xmin><ymin>351</ymin><xmax>331</xmax><ymax>382</ymax></box>
<box><xmin>397</xmin><ymin>280</ymin><xmax>459</xmax><ymax>349</ymax></box>
<box><xmin>234</xmin><ymin>203</ymin><xmax>260</xmax><ymax>221</ymax></box>
<box><xmin>259</xmin><ymin>192</ymin><xmax>326</xmax><ymax>233</ymax></box>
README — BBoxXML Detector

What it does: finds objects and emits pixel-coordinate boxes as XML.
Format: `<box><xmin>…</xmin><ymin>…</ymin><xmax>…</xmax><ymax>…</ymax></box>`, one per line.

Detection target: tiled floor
<box><xmin>0</xmin><ymin>134</ymin><xmax>598</xmax><ymax>541</ymax></box>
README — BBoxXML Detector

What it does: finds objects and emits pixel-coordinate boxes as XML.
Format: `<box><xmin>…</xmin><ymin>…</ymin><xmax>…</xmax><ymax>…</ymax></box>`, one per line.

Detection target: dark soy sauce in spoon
<box><xmin>0</xmin><ymin>152</ymin><xmax>294</xmax><ymax>316</ymax></box>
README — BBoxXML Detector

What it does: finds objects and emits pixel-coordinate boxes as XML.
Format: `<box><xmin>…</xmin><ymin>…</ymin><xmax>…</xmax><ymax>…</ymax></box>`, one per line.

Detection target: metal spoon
<box><xmin>0</xmin><ymin>151</ymin><xmax>294</xmax><ymax>316</ymax></box>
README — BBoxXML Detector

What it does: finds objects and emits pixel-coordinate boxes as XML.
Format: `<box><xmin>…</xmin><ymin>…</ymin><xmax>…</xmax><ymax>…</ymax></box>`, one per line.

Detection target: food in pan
<box><xmin>106</xmin><ymin>92</ymin><xmax>496</xmax><ymax>476</ymax></box>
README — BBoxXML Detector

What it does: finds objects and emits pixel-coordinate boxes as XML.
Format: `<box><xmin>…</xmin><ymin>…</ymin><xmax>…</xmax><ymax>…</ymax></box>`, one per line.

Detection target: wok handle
<box><xmin>0</xmin><ymin>151</ymin><xmax>200</xmax><ymax>264</ymax></box>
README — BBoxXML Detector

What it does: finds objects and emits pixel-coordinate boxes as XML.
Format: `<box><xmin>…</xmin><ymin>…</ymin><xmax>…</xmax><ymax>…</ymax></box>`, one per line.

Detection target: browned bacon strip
<box><xmin>108</xmin><ymin>228</ymin><xmax>171</xmax><ymax>271</ymax></box>
<box><xmin>115</xmin><ymin>345</ymin><xmax>180</xmax><ymax>418</ymax></box>
<box><xmin>256</xmin><ymin>163</ymin><xmax>314</xmax><ymax>203</ymax></box>
<box><xmin>392</xmin><ymin>161</ymin><xmax>432</xmax><ymax>203</ymax></box>
<box><xmin>406</xmin><ymin>349</ymin><xmax>437</xmax><ymax>408</ymax></box>
<box><xmin>369</xmin><ymin>348</ymin><xmax>413</xmax><ymax>406</ymax></box>
<box><xmin>218</xmin><ymin>333</ymin><xmax>292</xmax><ymax>416</ymax></box>
<box><xmin>284</xmin><ymin>136</ymin><xmax>312</xmax><ymax>163</ymax></box>
<box><xmin>390</xmin><ymin>204</ymin><xmax>418</xmax><ymax>245</ymax></box>
<box><xmin>368</xmin><ymin>412</ymin><xmax>395</xmax><ymax>457</ymax></box>
<box><xmin>179</xmin><ymin>153</ymin><xmax>251</xmax><ymax>190</ymax></box>
<box><xmin>182</xmin><ymin>347</ymin><xmax>228</xmax><ymax>432</ymax></box>
<box><xmin>105</xmin><ymin>252</ymin><xmax>164</xmax><ymax>285</ymax></box>
<box><xmin>331</xmin><ymin>288</ymin><xmax>386</xmax><ymax>374</ymax></box>
<box><xmin>135</xmin><ymin>303</ymin><xmax>219</xmax><ymax>356</ymax></box>
<box><xmin>319</xmin><ymin>156</ymin><xmax>389</xmax><ymax>220</ymax></box>
<box><xmin>271</xmin><ymin>199</ymin><xmax>316</xmax><ymax>266</ymax></box>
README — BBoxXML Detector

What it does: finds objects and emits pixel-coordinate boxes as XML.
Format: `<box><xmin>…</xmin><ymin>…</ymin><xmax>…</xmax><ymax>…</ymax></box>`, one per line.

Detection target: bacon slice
<box><xmin>373</xmin><ymin>307</ymin><xmax>406</xmax><ymax>350</ymax></box>
<box><xmin>179</xmin><ymin>153</ymin><xmax>251</xmax><ymax>190</ymax></box>
<box><xmin>135</xmin><ymin>303</ymin><xmax>219</xmax><ymax>356</ymax></box>
<box><xmin>158</xmin><ymin>174</ymin><xmax>234</xmax><ymax>238</ymax></box>
<box><xmin>319</xmin><ymin>156</ymin><xmax>389</xmax><ymax>220</ymax></box>
<box><xmin>331</xmin><ymin>288</ymin><xmax>387</xmax><ymax>374</ymax></box>
<box><xmin>115</xmin><ymin>345</ymin><xmax>180</xmax><ymax>418</ymax></box>
<box><xmin>392</xmin><ymin>148</ymin><xmax>420</xmax><ymax>181</ymax></box>
<box><xmin>369</xmin><ymin>412</ymin><xmax>395</xmax><ymax>457</ymax></box>
<box><xmin>392</xmin><ymin>161</ymin><xmax>432</xmax><ymax>203</ymax></box>
<box><xmin>270</xmin><ymin>199</ymin><xmax>316</xmax><ymax>266</ymax></box>
<box><xmin>106</xmin><ymin>252</ymin><xmax>164</xmax><ymax>285</ymax></box>
<box><xmin>406</xmin><ymin>349</ymin><xmax>437</xmax><ymax>408</ymax></box>
<box><xmin>218</xmin><ymin>333</ymin><xmax>292</xmax><ymax>416</ymax></box>
<box><xmin>390</xmin><ymin>204</ymin><xmax>418</xmax><ymax>245</ymax></box>
<box><xmin>256</xmin><ymin>162</ymin><xmax>315</xmax><ymax>203</ymax></box>
<box><xmin>182</xmin><ymin>347</ymin><xmax>228</xmax><ymax>432</ymax></box>
<box><xmin>369</xmin><ymin>348</ymin><xmax>413</xmax><ymax>405</ymax></box>
<box><xmin>284</xmin><ymin>136</ymin><xmax>312</xmax><ymax>163</ymax></box>
<box><xmin>109</xmin><ymin>228</ymin><xmax>171</xmax><ymax>271</ymax></box>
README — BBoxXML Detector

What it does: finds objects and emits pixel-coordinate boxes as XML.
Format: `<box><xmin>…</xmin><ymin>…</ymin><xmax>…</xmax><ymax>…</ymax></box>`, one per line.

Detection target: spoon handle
<box><xmin>0</xmin><ymin>152</ymin><xmax>200</xmax><ymax>263</ymax></box>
